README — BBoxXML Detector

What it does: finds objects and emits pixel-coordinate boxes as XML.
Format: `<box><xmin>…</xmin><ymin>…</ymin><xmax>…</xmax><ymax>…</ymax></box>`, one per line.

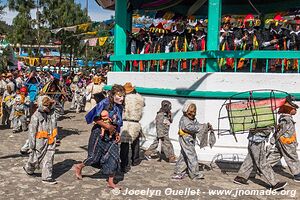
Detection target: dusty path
<box><xmin>0</xmin><ymin>104</ymin><xmax>299</xmax><ymax>200</ymax></box>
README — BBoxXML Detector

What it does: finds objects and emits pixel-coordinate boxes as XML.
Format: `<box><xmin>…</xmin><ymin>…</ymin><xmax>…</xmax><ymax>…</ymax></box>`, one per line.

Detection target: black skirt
<box><xmin>83</xmin><ymin>124</ymin><xmax>120</xmax><ymax>175</ymax></box>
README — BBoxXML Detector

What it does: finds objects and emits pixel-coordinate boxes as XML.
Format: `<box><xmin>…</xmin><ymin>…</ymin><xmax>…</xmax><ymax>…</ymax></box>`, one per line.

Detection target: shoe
<box><xmin>23</xmin><ymin>166</ymin><xmax>34</xmax><ymax>176</ymax></box>
<box><xmin>272</xmin><ymin>182</ymin><xmax>287</xmax><ymax>191</ymax></box>
<box><xmin>20</xmin><ymin>149</ymin><xmax>30</xmax><ymax>155</ymax></box>
<box><xmin>120</xmin><ymin>166</ymin><xmax>131</xmax><ymax>173</ymax></box>
<box><xmin>56</xmin><ymin>140</ymin><xmax>61</xmax><ymax>146</ymax></box>
<box><xmin>194</xmin><ymin>173</ymin><xmax>204</xmax><ymax>180</ymax></box>
<box><xmin>233</xmin><ymin>176</ymin><xmax>249</xmax><ymax>185</ymax></box>
<box><xmin>171</xmin><ymin>174</ymin><xmax>185</xmax><ymax>180</ymax></box>
<box><xmin>294</xmin><ymin>174</ymin><xmax>300</xmax><ymax>182</ymax></box>
<box><xmin>42</xmin><ymin>179</ymin><xmax>57</xmax><ymax>185</ymax></box>
<box><xmin>168</xmin><ymin>156</ymin><xmax>177</xmax><ymax>164</ymax></box>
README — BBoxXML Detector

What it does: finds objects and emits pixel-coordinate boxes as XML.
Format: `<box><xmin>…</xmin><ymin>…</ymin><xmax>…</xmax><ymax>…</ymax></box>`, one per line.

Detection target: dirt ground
<box><xmin>0</xmin><ymin>104</ymin><xmax>299</xmax><ymax>200</ymax></box>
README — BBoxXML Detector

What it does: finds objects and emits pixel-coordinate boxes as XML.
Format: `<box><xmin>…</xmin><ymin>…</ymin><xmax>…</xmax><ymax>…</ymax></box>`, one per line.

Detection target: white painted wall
<box><xmin>108</xmin><ymin>72</ymin><xmax>300</xmax><ymax>164</ymax></box>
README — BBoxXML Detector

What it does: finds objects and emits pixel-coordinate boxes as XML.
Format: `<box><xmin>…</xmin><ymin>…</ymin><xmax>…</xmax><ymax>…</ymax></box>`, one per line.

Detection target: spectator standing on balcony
<box><xmin>235</xmin><ymin>14</ymin><xmax>263</xmax><ymax>71</ymax></box>
<box><xmin>288</xmin><ymin>16</ymin><xmax>300</xmax><ymax>71</ymax></box>
<box><xmin>219</xmin><ymin>15</ymin><xmax>235</xmax><ymax>71</ymax></box>
<box><xmin>120</xmin><ymin>82</ymin><xmax>145</xmax><ymax>172</ymax></box>
<box><xmin>144</xmin><ymin>100</ymin><xmax>177</xmax><ymax>163</ymax></box>
<box><xmin>189</xmin><ymin>20</ymin><xmax>207</xmax><ymax>71</ymax></box>
<box><xmin>261</xmin><ymin>14</ymin><xmax>290</xmax><ymax>72</ymax></box>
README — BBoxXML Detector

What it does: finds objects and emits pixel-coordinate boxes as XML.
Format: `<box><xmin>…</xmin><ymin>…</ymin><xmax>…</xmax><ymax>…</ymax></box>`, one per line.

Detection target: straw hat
<box><xmin>123</xmin><ymin>82</ymin><xmax>135</xmax><ymax>94</ymax></box>
<box><xmin>6</xmin><ymin>72</ymin><xmax>13</xmax><ymax>78</ymax></box>
<box><xmin>93</xmin><ymin>76</ymin><xmax>101</xmax><ymax>84</ymax></box>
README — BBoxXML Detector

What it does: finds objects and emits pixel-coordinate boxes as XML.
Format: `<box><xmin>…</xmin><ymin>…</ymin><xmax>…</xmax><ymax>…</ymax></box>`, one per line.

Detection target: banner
<box><xmin>98</xmin><ymin>37</ymin><xmax>108</xmax><ymax>46</ymax></box>
<box><xmin>88</xmin><ymin>38</ymin><xmax>98</xmax><ymax>46</ymax></box>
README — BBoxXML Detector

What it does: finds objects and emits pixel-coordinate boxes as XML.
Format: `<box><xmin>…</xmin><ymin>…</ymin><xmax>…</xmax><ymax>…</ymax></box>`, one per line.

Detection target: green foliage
<box><xmin>7</xmin><ymin>0</ymin><xmax>36</xmax><ymax>45</ymax></box>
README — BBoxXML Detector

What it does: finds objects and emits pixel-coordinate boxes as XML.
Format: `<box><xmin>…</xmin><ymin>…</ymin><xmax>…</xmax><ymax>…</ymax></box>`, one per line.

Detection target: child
<box><xmin>172</xmin><ymin>101</ymin><xmax>206</xmax><ymax>180</ymax></box>
<box><xmin>145</xmin><ymin>100</ymin><xmax>176</xmax><ymax>163</ymax></box>
<box><xmin>100</xmin><ymin>110</ymin><xmax>112</xmax><ymax>138</ymax></box>
<box><xmin>267</xmin><ymin>96</ymin><xmax>300</xmax><ymax>182</ymax></box>
<box><xmin>23</xmin><ymin>95</ymin><xmax>58</xmax><ymax>184</ymax></box>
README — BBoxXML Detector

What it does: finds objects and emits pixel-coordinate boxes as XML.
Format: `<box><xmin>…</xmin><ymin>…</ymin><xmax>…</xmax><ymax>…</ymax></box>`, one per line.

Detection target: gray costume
<box><xmin>10</xmin><ymin>95</ymin><xmax>30</xmax><ymax>132</ymax></box>
<box><xmin>267</xmin><ymin>114</ymin><xmax>300</xmax><ymax>176</ymax></box>
<box><xmin>174</xmin><ymin>115</ymin><xmax>206</xmax><ymax>179</ymax></box>
<box><xmin>236</xmin><ymin>127</ymin><xmax>278</xmax><ymax>186</ymax></box>
<box><xmin>146</xmin><ymin>103</ymin><xmax>175</xmax><ymax>159</ymax></box>
<box><xmin>24</xmin><ymin>96</ymin><xmax>57</xmax><ymax>181</ymax></box>
<box><xmin>2</xmin><ymin>90</ymin><xmax>15</xmax><ymax>127</ymax></box>
<box><xmin>74</xmin><ymin>86</ymin><xmax>86</xmax><ymax>113</ymax></box>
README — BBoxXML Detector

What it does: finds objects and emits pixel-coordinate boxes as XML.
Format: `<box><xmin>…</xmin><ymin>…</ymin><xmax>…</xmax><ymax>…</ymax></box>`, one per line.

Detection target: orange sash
<box><xmin>35</xmin><ymin>128</ymin><xmax>58</xmax><ymax>145</ymax></box>
<box><xmin>279</xmin><ymin>132</ymin><xmax>297</xmax><ymax>144</ymax></box>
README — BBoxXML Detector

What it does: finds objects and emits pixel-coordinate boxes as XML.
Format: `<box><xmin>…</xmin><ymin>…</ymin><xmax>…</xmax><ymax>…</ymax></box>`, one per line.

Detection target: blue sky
<box><xmin>1</xmin><ymin>0</ymin><xmax>115</xmax><ymax>25</ymax></box>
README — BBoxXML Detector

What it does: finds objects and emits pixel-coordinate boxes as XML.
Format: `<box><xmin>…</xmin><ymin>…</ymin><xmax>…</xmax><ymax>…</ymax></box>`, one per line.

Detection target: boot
<box><xmin>168</xmin><ymin>156</ymin><xmax>177</xmax><ymax>163</ymax></box>
<box><xmin>74</xmin><ymin>163</ymin><xmax>85</xmax><ymax>180</ymax></box>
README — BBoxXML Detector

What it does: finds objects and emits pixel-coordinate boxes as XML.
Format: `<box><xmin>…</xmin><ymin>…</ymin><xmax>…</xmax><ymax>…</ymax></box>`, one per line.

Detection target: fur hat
<box><xmin>182</xmin><ymin>101</ymin><xmax>195</xmax><ymax>113</ymax></box>
<box><xmin>123</xmin><ymin>82</ymin><xmax>135</xmax><ymax>94</ymax></box>
<box><xmin>285</xmin><ymin>95</ymin><xmax>299</xmax><ymax>109</ymax></box>
<box><xmin>42</xmin><ymin>96</ymin><xmax>55</xmax><ymax>107</ymax></box>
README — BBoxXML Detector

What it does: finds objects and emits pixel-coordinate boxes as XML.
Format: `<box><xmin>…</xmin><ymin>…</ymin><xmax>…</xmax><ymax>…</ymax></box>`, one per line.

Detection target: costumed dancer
<box><xmin>261</xmin><ymin>14</ymin><xmax>289</xmax><ymax>72</ymax></box>
<box><xmin>73</xmin><ymin>85</ymin><xmax>125</xmax><ymax>189</ymax></box>
<box><xmin>152</xmin><ymin>23</ymin><xmax>171</xmax><ymax>71</ymax></box>
<box><xmin>288</xmin><ymin>16</ymin><xmax>300</xmax><ymax>71</ymax></box>
<box><xmin>219</xmin><ymin>16</ymin><xmax>235</xmax><ymax>71</ymax></box>
<box><xmin>189</xmin><ymin>20</ymin><xmax>207</xmax><ymax>72</ymax></box>
<box><xmin>144</xmin><ymin>100</ymin><xmax>176</xmax><ymax>163</ymax></box>
<box><xmin>23</xmin><ymin>95</ymin><xmax>58</xmax><ymax>184</ymax></box>
<box><xmin>10</xmin><ymin>93</ymin><xmax>29</xmax><ymax>133</ymax></box>
<box><xmin>233</xmin><ymin>125</ymin><xmax>287</xmax><ymax>191</ymax></box>
<box><xmin>85</xmin><ymin>75</ymin><xmax>105</xmax><ymax>112</ymax></box>
<box><xmin>2</xmin><ymin>84</ymin><xmax>15</xmax><ymax>127</ymax></box>
<box><xmin>171</xmin><ymin>21</ymin><xmax>191</xmax><ymax>71</ymax></box>
<box><xmin>74</xmin><ymin>81</ymin><xmax>86</xmax><ymax>113</ymax></box>
<box><xmin>172</xmin><ymin>101</ymin><xmax>208</xmax><ymax>180</ymax></box>
<box><xmin>120</xmin><ymin>82</ymin><xmax>145</xmax><ymax>172</ymax></box>
<box><xmin>0</xmin><ymin>73</ymin><xmax>7</xmax><ymax>119</ymax></box>
<box><xmin>235</xmin><ymin>14</ymin><xmax>262</xmax><ymax>71</ymax></box>
<box><xmin>267</xmin><ymin>96</ymin><xmax>300</xmax><ymax>182</ymax></box>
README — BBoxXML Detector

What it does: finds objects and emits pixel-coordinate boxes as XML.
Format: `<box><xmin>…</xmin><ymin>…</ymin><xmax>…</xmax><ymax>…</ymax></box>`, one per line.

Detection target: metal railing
<box><xmin>110</xmin><ymin>50</ymin><xmax>300</xmax><ymax>73</ymax></box>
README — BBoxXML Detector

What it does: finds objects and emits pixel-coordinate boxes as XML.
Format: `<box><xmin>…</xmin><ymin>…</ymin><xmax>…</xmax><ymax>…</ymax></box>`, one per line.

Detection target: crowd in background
<box><xmin>128</xmin><ymin>14</ymin><xmax>300</xmax><ymax>72</ymax></box>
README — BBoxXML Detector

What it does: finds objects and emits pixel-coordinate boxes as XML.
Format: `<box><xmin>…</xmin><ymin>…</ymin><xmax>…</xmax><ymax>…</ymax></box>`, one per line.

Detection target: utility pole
<box><xmin>36</xmin><ymin>0</ymin><xmax>41</xmax><ymax>65</ymax></box>
<box><xmin>86</xmin><ymin>0</ymin><xmax>89</xmax><ymax>17</ymax></box>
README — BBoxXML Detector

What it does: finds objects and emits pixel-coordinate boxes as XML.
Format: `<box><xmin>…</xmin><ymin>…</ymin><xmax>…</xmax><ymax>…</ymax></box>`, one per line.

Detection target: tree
<box><xmin>40</xmin><ymin>0</ymin><xmax>91</xmax><ymax>65</ymax></box>
<box><xmin>0</xmin><ymin>0</ymin><xmax>5</xmax><ymax>18</ymax></box>
<box><xmin>7</xmin><ymin>0</ymin><xmax>36</xmax><ymax>45</ymax></box>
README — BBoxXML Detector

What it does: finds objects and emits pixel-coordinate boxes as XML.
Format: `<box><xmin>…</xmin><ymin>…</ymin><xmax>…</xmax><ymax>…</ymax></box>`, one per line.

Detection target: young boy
<box><xmin>267</xmin><ymin>96</ymin><xmax>300</xmax><ymax>182</ymax></box>
<box><xmin>172</xmin><ymin>101</ymin><xmax>207</xmax><ymax>180</ymax></box>
<box><xmin>23</xmin><ymin>95</ymin><xmax>58</xmax><ymax>184</ymax></box>
<box><xmin>145</xmin><ymin>100</ymin><xmax>176</xmax><ymax>163</ymax></box>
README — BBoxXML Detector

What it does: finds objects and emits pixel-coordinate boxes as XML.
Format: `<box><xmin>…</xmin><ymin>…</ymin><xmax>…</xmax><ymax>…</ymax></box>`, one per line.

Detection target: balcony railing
<box><xmin>110</xmin><ymin>50</ymin><xmax>300</xmax><ymax>73</ymax></box>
